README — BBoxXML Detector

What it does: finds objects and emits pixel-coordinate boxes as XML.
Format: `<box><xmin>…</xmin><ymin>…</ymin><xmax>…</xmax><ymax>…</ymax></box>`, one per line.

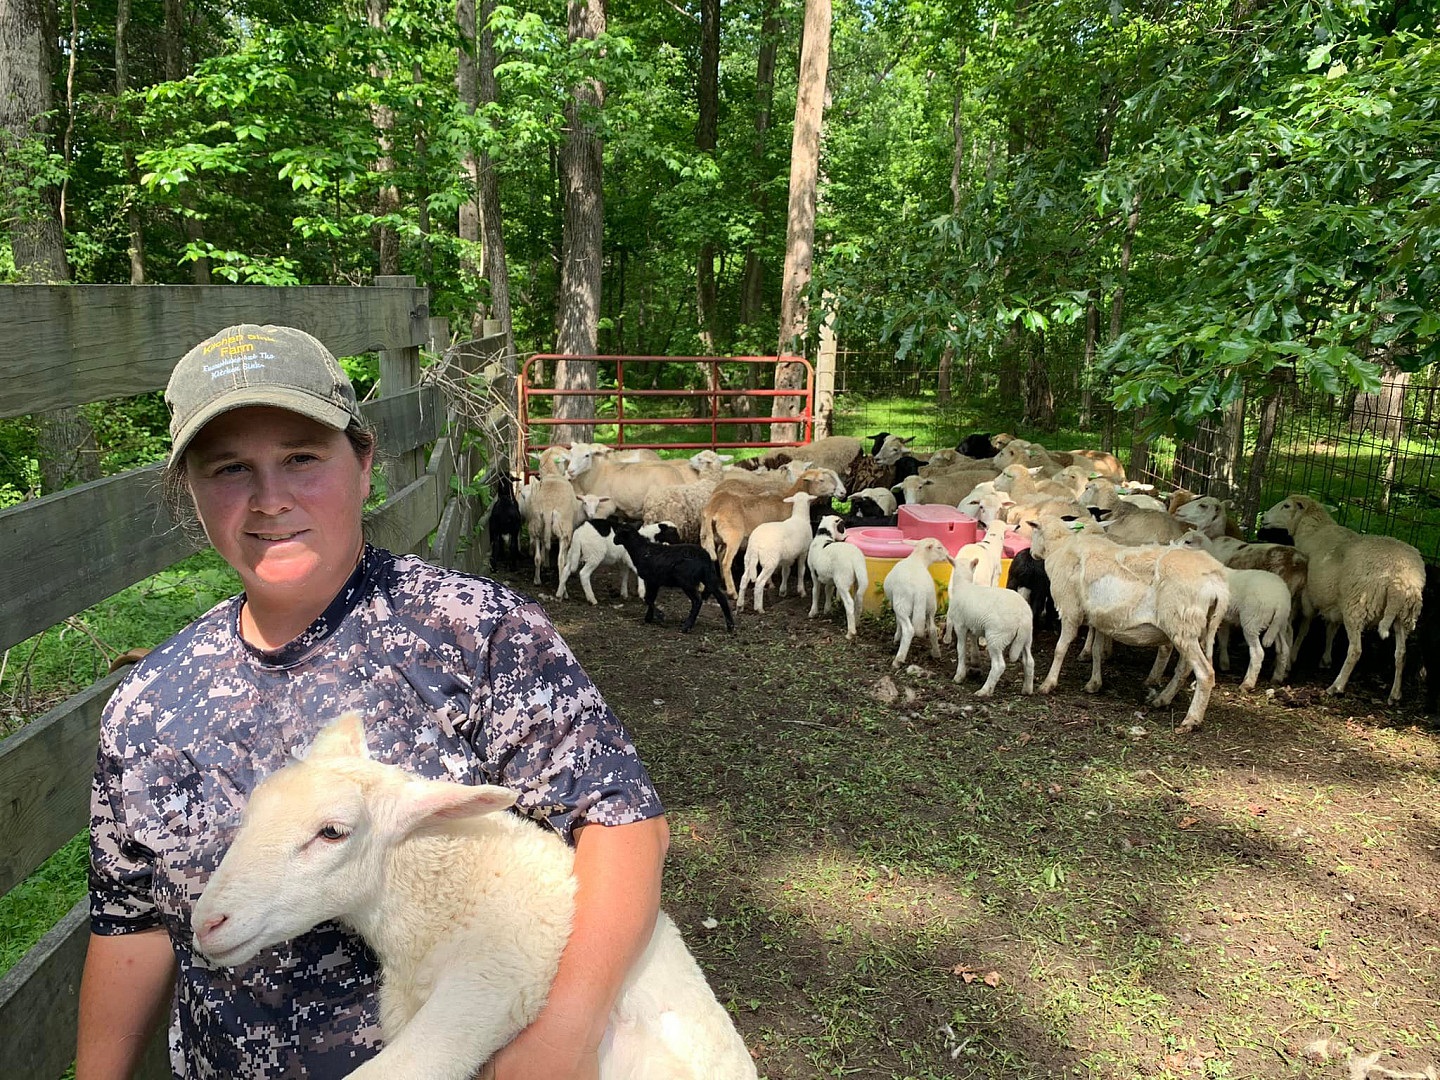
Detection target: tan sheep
<box><xmin>1066</xmin><ymin>448</ymin><xmax>1126</xmax><ymax>481</ymax></box>
<box><xmin>1099</xmin><ymin>500</ymin><xmax>1195</xmax><ymax>545</ymax></box>
<box><xmin>894</xmin><ymin>470</ymin><xmax>996</xmax><ymax>506</ymax></box>
<box><xmin>1262</xmin><ymin>495</ymin><xmax>1425</xmax><ymax>702</ymax></box>
<box><xmin>701</xmin><ymin>468</ymin><xmax>846</xmax><ymax>597</ymax></box>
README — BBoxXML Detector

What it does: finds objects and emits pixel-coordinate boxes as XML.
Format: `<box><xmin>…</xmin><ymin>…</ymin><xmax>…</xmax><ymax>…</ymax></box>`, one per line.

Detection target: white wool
<box><xmin>738</xmin><ymin>491</ymin><xmax>817</xmax><ymax>613</ymax></box>
<box><xmin>1263</xmin><ymin>495</ymin><xmax>1424</xmax><ymax>703</ymax></box>
<box><xmin>807</xmin><ymin>517</ymin><xmax>870</xmax><ymax>640</ymax></box>
<box><xmin>558</xmin><ymin>520</ymin><xmax>639</xmax><ymax>605</ymax></box>
<box><xmin>192</xmin><ymin>714</ymin><xmax>757</xmax><ymax>1080</ymax></box>
<box><xmin>943</xmin><ymin>556</ymin><xmax>1035</xmax><ymax>697</ymax></box>
<box><xmin>953</xmin><ymin>519</ymin><xmax>1007</xmax><ymax>588</ymax></box>
<box><xmin>881</xmin><ymin>537</ymin><xmax>952</xmax><ymax>668</ymax></box>
<box><xmin>1031</xmin><ymin>517</ymin><xmax>1229</xmax><ymax>733</ymax></box>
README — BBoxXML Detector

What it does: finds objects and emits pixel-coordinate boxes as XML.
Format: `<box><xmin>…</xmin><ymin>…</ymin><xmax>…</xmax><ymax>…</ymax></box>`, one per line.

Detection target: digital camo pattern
<box><xmin>89</xmin><ymin>546</ymin><xmax>662</xmax><ymax>1079</ymax></box>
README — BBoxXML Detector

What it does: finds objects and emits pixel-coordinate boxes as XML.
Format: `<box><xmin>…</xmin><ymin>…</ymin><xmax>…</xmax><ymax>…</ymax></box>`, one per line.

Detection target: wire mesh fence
<box><xmin>1129</xmin><ymin>376</ymin><xmax>1440</xmax><ymax>561</ymax></box>
<box><xmin>827</xmin><ymin>347</ymin><xmax>1440</xmax><ymax>561</ymax></box>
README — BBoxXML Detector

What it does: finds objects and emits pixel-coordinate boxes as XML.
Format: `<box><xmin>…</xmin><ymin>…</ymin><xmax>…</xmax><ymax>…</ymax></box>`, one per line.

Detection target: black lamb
<box><xmin>1007</xmin><ymin>548</ymin><xmax>1058</xmax><ymax>629</ymax></box>
<box><xmin>891</xmin><ymin>455</ymin><xmax>925</xmax><ymax>484</ymax></box>
<box><xmin>957</xmin><ymin>433</ymin><xmax>1000</xmax><ymax>459</ymax></box>
<box><xmin>488</xmin><ymin>473</ymin><xmax>524</xmax><ymax>569</ymax></box>
<box><xmin>611</xmin><ymin>525</ymin><xmax>736</xmax><ymax>634</ymax></box>
<box><xmin>1419</xmin><ymin>563</ymin><xmax>1440</xmax><ymax>715</ymax></box>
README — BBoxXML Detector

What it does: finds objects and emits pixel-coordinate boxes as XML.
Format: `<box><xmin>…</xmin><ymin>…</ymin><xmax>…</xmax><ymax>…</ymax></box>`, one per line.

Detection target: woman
<box><xmin>76</xmin><ymin>324</ymin><xmax>668</xmax><ymax>1080</ymax></box>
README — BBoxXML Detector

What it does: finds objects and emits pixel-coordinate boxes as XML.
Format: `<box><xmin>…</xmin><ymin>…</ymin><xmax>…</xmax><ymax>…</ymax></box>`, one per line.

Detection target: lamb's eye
<box><xmin>317</xmin><ymin>824</ymin><xmax>351</xmax><ymax>842</ymax></box>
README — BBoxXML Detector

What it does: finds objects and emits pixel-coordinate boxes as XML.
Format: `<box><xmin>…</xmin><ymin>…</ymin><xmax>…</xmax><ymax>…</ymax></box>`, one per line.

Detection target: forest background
<box><xmin>1</xmin><ymin>0</ymin><xmax>1438</xmax><ymax>505</ymax></box>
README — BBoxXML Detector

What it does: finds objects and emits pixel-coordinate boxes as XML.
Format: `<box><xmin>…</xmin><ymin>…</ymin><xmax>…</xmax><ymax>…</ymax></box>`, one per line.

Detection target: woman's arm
<box><xmin>76</xmin><ymin>929</ymin><xmax>176</xmax><ymax>1080</ymax></box>
<box><xmin>490</xmin><ymin>814</ymin><xmax>670</xmax><ymax>1080</ymax></box>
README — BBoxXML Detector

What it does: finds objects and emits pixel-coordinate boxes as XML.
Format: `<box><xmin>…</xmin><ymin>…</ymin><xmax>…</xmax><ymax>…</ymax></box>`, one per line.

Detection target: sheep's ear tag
<box><xmin>305</xmin><ymin>711</ymin><xmax>370</xmax><ymax>761</ymax></box>
<box><xmin>1089</xmin><ymin>472</ymin><xmax>1099</xmax><ymax>480</ymax></box>
<box><xmin>1068</xmin><ymin>521</ymin><xmax>1086</xmax><ymax>532</ymax></box>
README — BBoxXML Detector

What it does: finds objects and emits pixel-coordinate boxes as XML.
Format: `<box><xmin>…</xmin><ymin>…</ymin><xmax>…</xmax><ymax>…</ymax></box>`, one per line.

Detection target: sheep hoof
<box><xmin>1174</xmin><ymin>722</ymin><xmax>1198</xmax><ymax>734</ymax></box>
<box><xmin>1084</xmin><ymin>680</ymin><xmax>1102</xmax><ymax>694</ymax></box>
<box><xmin>1037</xmin><ymin>681</ymin><xmax>1056</xmax><ymax>695</ymax></box>
<box><xmin>974</xmin><ymin>689</ymin><xmax>993</xmax><ymax>699</ymax></box>
<box><xmin>1325</xmin><ymin>684</ymin><xmax>1344</xmax><ymax>697</ymax></box>
<box><xmin>1144</xmin><ymin>688</ymin><xmax>1160</xmax><ymax>704</ymax></box>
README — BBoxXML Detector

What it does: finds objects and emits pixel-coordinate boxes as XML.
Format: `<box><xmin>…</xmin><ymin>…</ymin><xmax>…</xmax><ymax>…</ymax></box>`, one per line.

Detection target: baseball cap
<box><xmin>165</xmin><ymin>324</ymin><xmax>364</xmax><ymax>466</ymax></box>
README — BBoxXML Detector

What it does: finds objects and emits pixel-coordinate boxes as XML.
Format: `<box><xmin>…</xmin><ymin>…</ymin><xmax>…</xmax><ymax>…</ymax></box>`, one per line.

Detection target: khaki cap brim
<box><xmin>168</xmin><ymin>387</ymin><xmax>356</xmax><ymax>467</ymax></box>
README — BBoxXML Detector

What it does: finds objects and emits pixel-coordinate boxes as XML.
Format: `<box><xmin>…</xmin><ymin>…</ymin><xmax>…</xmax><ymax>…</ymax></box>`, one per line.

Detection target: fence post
<box><xmin>814</xmin><ymin>296</ymin><xmax>837</xmax><ymax>439</ymax></box>
<box><xmin>376</xmin><ymin>275</ymin><xmax>424</xmax><ymax>494</ymax></box>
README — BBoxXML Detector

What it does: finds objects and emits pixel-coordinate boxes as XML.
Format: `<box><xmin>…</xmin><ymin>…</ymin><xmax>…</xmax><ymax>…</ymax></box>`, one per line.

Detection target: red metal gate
<box><xmin>518</xmin><ymin>354</ymin><xmax>814</xmax><ymax>476</ymax></box>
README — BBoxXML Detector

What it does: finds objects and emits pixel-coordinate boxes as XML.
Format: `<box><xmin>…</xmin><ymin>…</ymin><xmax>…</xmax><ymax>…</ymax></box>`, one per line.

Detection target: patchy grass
<box><xmin>519</xmin><ymin>561</ymin><xmax>1440</xmax><ymax>1080</ymax></box>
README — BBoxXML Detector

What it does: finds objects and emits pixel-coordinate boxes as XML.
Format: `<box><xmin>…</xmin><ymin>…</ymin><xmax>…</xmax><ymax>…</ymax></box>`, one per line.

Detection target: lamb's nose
<box><xmin>199</xmin><ymin>913</ymin><xmax>228</xmax><ymax>940</ymax></box>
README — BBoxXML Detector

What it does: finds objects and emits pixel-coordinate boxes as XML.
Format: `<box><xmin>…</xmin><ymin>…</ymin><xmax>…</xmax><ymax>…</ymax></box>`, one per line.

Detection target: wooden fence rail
<box><xmin>0</xmin><ymin>280</ymin><xmax>508</xmax><ymax>1080</ymax></box>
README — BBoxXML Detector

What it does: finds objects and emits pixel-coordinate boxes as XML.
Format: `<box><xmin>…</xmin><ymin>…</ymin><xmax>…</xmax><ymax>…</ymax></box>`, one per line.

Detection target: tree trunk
<box><xmin>937</xmin><ymin>67</ymin><xmax>965</xmax><ymax>406</ymax></box>
<box><xmin>1023</xmin><ymin>344</ymin><xmax>1056</xmax><ymax>432</ymax></box>
<box><xmin>694</xmin><ymin>0</ymin><xmax>719</xmax><ymax>354</ymax></box>
<box><xmin>2</xmin><ymin>0</ymin><xmax>100</xmax><ymax>493</ymax></box>
<box><xmin>1351</xmin><ymin>361</ymin><xmax>1408</xmax><ymax>438</ymax></box>
<box><xmin>115</xmin><ymin>0</ymin><xmax>145</xmax><ymax>283</ymax></box>
<box><xmin>1210</xmin><ymin>387</ymin><xmax>1246</xmax><ymax>501</ymax></box>
<box><xmin>369</xmin><ymin>0</ymin><xmax>400</xmax><ymax>276</ymax></box>
<box><xmin>735</xmin><ymin>0</ymin><xmax>779</xmax><ymax>440</ymax></box>
<box><xmin>772</xmin><ymin>0</ymin><xmax>831</xmax><ymax>444</ymax></box>
<box><xmin>476</xmin><ymin>0</ymin><xmax>516</xmax><ymax>443</ymax></box>
<box><xmin>162</xmin><ymin>0</ymin><xmax>182</xmax><ymax>79</ymax></box>
<box><xmin>161</xmin><ymin>0</ymin><xmax>209</xmax><ymax>282</ymax></box>
<box><xmin>457</xmin><ymin>0</ymin><xmax>480</xmax><ymax>307</ymax></box>
<box><xmin>555</xmin><ymin>0</ymin><xmax>606</xmax><ymax>444</ymax></box>
<box><xmin>2</xmin><ymin>0</ymin><xmax>68</xmax><ymax>283</ymax></box>
<box><xmin>1114</xmin><ymin>189</ymin><xmax>1144</xmax><ymax>475</ymax></box>
<box><xmin>1080</xmin><ymin>296</ymin><xmax>1098</xmax><ymax>428</ymax></box>
<box><xmin>1241</xmin><ymin>382</ymin><xmax>1283</xmax><ymax>530</ymax></box>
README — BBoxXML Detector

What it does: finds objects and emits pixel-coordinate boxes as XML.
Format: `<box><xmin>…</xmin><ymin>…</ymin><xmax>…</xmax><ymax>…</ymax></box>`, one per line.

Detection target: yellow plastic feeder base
<box><xmin>859</xmin><ymin>557</ymin><xmax>1012</xmax><ymax>615</ymax></box>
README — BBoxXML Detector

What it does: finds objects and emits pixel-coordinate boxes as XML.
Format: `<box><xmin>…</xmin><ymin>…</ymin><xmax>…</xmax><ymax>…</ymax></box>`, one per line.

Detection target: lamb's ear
<box><xmin>383</xmin><ymin>780</ymin><xmax>518</xmax><ymax>838</ymax></box>
<box><xmin>304</xmin><ymin>712</ymin><xmax>370</xmax><ymax>761</ymax></box>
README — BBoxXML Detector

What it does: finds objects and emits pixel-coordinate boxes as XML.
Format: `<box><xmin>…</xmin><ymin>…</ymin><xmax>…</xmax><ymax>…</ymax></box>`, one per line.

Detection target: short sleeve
<box><xmin>89</xmin><ymin>706</ymin><xmax>161</xmax><ymax>935</ymax></box>
<box><xmin>474</xmin><ymin>602</ymin><xmax>663</xmax><ymax>842</ymax></box>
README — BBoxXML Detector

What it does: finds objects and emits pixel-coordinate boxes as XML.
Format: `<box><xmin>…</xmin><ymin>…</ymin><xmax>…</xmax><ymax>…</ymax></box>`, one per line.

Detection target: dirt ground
<box><xmin>488</xmin><ymin>558</ymin><xmax>1440</xmax><ymax>1080</ymax></box>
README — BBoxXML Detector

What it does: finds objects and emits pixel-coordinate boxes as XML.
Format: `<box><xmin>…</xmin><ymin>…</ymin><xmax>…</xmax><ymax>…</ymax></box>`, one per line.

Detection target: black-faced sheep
<box><xmin>488</xmin><ymin>473</ymin><xmax>524</xmax><ymax>570</ymax></box>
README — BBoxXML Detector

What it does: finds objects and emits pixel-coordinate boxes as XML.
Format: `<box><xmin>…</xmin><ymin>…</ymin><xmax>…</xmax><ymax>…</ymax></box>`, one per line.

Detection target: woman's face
<box><xmin>184</xmin><ymin>406</ymin><xmax>372</xmax><ymax>601</ymax></box>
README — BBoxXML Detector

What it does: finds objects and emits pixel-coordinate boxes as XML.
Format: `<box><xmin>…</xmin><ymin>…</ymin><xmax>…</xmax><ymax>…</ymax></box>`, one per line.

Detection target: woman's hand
<box><xmin>487</xmin><ymin>1009</ymin><xmax>599</xmax><ymax>1080</ymax></box>
<box><xmin>482</xmin><ymin>815</ymin><xmax>669</xmax><ymax>1080</ymax></box>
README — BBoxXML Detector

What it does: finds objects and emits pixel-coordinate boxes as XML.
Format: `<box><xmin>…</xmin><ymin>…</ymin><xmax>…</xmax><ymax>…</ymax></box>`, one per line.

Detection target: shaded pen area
<box><xmin>531</xmin><ymin>565</ymin><xmax>1440</xmax><ymax>1080</ymax></box>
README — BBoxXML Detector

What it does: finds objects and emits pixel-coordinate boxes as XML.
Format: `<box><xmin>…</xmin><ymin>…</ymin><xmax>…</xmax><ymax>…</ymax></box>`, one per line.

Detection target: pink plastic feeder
<box><xmin>896</xmin><ymin>504</ymin><xmax>977</xmax><ymax>554</ymax></box>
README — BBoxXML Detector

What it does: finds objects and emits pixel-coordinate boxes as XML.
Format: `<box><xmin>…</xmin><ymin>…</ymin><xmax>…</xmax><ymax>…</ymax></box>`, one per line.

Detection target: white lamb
<box><xmin>738</xmin><ymin>491</ymin><xmax>817</xmax><ymax>613</ymax></box>
<box><xmin>882</xmin><ymin>537</ymin><xmax>952</xmax><ymax>668</ymax></box>
<box><xmin>806</xmin><ymin>515</ymin><xmax>870</xmax><ymax>639</ymax></box>
<box><xmin>525</xmin><ymin>475</ymin><xmax>579</xmax><ymax>585</ymax></box>
<box><xmin>943</xmin><ymin>553</ymin><xmax>1035</xmax><ymax>696</ymax></box>
<box><xmin>954</xmin><ymin>519</ymin><xmax>1007</xmax><ymax>588</ymax></box>
<box><xmin>1173</xmin><ymin>532</ymin><xmax>1295</xmax><ymax>687</ymax></box>
<box><xmin>192</xmin><ymin>714</ymin><xmax>757</xmax><ymax>1080</ymax></box>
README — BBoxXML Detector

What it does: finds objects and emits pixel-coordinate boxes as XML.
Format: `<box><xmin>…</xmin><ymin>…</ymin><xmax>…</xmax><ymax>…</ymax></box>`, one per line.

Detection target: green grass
<box><xmin>0</xmin><ymin>548</ymin><xmax>244</xmax><ymax>981</ymax></box>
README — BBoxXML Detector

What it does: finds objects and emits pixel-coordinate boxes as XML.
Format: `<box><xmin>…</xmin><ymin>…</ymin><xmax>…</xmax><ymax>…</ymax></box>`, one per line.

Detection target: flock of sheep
<box><xmin>492</xmin><ymin>432</ymin><xmax>1437</xmax><ymax>733</ymax></box>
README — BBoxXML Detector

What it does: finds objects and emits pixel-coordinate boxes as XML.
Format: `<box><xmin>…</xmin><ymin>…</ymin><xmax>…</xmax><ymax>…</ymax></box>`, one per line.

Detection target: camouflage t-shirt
<box><xmin>89</xmin><ymin>545</ymin><xmax>662</xmax><ymax>1080</ymax></box>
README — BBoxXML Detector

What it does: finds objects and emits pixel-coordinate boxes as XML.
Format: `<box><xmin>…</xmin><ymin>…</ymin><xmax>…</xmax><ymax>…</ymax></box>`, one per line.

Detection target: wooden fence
<box><xmin>0</xmin><ymin>278</ymin><xmax>505</xmax><ymax>1078</ymax></box>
